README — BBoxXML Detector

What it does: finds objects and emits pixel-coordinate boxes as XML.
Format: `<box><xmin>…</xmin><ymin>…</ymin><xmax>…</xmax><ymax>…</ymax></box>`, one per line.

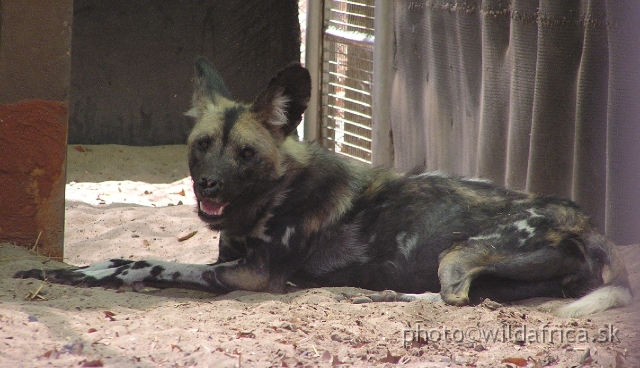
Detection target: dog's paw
<box><xmin>406</xmin><ymin>292</ymin><xmax>444</xmax><ymax>303</ymax></box>
<box><xmin>13</xmin><ymin>259</ymin><xmax>136</xmax><ymax>289</ymax></box>
<box><xmin>351</xmin><ymin>290</ymin><xmax>444</xmax><ymax>304</ymax></box>
<box><xmin>13</xmin><ymin>268</ymin><xmax>48</xmax><ymax>281</ymax></box>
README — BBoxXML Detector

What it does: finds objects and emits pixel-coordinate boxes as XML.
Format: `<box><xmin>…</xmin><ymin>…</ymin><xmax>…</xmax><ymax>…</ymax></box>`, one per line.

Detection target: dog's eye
<box><xmin>240</xmin><ymin>146</ymin><xmax>255</xmax><ymax>159</ymax></box>
<box><xmin>197</xmin><ymin>138</ymin><xmax>211</xmax><ymax>150</ymax></box>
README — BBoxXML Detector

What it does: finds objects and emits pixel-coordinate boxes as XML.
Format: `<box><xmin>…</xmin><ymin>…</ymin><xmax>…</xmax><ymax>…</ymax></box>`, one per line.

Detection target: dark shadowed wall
<box><xmin>69</xmin><ymin>0</ymin><xmax>300</xmax><ymax>145</ymax></box>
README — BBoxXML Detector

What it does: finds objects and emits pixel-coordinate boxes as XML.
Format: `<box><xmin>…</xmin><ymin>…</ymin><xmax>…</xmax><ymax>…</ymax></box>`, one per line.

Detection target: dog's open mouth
<box><xmin>198</xmin><ymin>198</ymin><xmax>229</xmax><ymax>219</ymax></box>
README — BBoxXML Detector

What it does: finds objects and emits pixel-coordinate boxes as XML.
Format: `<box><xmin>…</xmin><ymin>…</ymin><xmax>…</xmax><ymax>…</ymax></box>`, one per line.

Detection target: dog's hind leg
<box><xmin>437</xmin><ymin>245</ymin><xmax>491</xmax><ymax>306</ymax></box>
<box><xmin>352</xmin><ymin>241</ymin><xmax>563</xmax><ymax>306</ymax></box>
<box><xmin>437</xmin><ymin>239</ymin><xmax>583</xmax><ymax>306</ymax></box>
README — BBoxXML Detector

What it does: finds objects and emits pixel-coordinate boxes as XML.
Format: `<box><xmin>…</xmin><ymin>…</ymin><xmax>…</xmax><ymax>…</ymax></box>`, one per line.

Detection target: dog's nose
<box><xmin>199</xmin><ymin>177</ymin><xmax>224</xmax><ymax>196</ymax></box>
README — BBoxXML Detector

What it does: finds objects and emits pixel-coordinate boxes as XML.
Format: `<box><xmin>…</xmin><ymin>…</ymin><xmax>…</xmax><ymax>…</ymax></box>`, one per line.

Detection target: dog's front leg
<box><xmin>14</xmin><ymin>257</ymin><xmax>271</xmax><ymax>295</ymax></box>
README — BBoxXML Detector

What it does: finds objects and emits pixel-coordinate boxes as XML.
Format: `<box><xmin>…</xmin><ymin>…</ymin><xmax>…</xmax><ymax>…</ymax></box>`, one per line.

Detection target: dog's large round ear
<box><xmin>250</xmin><ymin>63</ymin><xmax>311</xmax><ymax>140</ymax></box>
<box><xmin>186</xmin><ymin>57</ymin><xmax>232</xmax><ymax>119</ymax></box>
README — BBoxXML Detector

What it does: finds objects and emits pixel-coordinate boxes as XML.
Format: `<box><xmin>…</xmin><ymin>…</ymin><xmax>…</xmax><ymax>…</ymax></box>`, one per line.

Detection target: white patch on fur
<box><xmin>513</xmin><ymin>219</ymin><xmax>535</xmax><ymax>242</ymax></box>
<box><xmin>462</xmin><ymin>177</ymin><xmax>493</xmax><ymax>184</ymax></box>
<box><xmin>251</xmin><ymin>213</ymin><xmax>273</xmax><ymax>243</ymax></box>
<box><xmin>384</xmin><ymin>260</ymin><xmax>400</xmax><ymax>273</ymax></box>
<box><xmin>410</xmin><ymin>171</ymin><xmax>450</xmax><ymax>179</ymax></box>
<box><xmin>409</xmin><ymin>171</ymin><xmax>492</xmax><ymax>184</ymax></box>
<box><xmin>469</xmin><ymin>233</ymin><xmax>501</xmax><ymax>242</ymax></box>
<box><xmin>184</xmin><ymin>107</ymin><xmax>201</xmax><ymax>118</ymax></box>
<box><xmin>514</xmin><ymin>219</ymin><xmax>534</xmax><ymax>231</ymax></box>
<box><xmin>282</xmin><ymin>226</ymin><xmax>295</xmax><ymax>248</ymax></box>
<box><xmin>396</xmin><ymin>232</ymin><xmax>407</xmax><ymax>246</ymax></box>
<box><xmin>471</xmin><ymin>219</ymin><xmax>536</xmax><ymax>246</ymax></box>
<box><xmin>556</xmin><ymin>285</ymin><xmax>633</xmax><ymax>317</ymax></box>
<box><xmin>397</xmin><ymin>232</ymin><xmax>419</xmax><ymax>260</ymax></box>
<box><xmin>126</xmin><ymin>261</ymin><xmax>210</xmax><ymax>283</ymax></box>
<box><xmin>269</xmin><ymin>93</ymin><xmax>290</xmax><ymax>126</ymax></box>
<box><xmin>249</xmin><ymin>190</ymin><xmax>290</xmax><ymax>243</ymax></box>
<box><xmin>526</xmin><ymin>209</ymin><xmax>545</xmax><ymax>218</ymax></box>
<box><xmin>77</xmin><ymin>260</ymin><xmax>130</xmax><ymax>275</ymax></box>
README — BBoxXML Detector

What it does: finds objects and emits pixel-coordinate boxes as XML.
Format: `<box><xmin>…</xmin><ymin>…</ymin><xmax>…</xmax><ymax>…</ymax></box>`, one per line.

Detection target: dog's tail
<box><xmin>556</xmin><ymin>234</ymin><xmax>633</xmax><ymax>317</ymax></box>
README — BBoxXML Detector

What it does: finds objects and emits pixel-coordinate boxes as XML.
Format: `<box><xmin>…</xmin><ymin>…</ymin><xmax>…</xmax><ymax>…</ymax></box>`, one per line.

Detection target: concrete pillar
<box><xmin>0</xmin><ymin>0</ymin><xmax>73</xmax><ymax>259</ymax></box>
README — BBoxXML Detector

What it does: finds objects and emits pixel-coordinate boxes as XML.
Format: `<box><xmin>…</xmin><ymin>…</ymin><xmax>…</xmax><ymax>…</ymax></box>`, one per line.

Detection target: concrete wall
<box><xmin>68</xmin><ymin>0</ymin><xmax>301</xmax><ymax>145</ymax></box>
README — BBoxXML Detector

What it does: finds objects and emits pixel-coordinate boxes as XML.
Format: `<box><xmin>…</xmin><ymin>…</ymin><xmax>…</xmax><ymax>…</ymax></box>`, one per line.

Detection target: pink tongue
<box><xmin>200</xmin><ymin>200</ymin><xmax>226</xmax><ymax>216</ymax></box>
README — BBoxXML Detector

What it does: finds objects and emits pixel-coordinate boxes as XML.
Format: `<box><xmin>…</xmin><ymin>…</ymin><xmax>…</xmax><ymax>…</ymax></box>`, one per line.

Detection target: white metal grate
<box><xmin>321</xmin><ymin>0</ymin><xmax>374</xmax><ymax>163</ymax></box>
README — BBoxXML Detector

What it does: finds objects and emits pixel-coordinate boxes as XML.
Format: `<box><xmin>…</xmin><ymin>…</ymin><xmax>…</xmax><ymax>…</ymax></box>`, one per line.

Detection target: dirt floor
<box><xmin>1</xmin><ymin>145</ymin><xmax>639</xmax><ymax>367</ymax></box>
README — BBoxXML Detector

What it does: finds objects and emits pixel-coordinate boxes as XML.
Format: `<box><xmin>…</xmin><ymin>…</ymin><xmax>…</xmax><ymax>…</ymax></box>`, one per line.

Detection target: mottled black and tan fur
<box><xmin>15</xmin><ymin>58</ymin><xmax>632</xmax><ymax>317</ymax></box>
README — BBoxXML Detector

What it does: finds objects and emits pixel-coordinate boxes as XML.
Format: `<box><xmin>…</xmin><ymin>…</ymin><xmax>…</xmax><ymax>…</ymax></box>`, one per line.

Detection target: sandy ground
<box><xmin>1</xmin><ymin>144</ymin><xmax>639</xmax><ymax>368</ymax></box>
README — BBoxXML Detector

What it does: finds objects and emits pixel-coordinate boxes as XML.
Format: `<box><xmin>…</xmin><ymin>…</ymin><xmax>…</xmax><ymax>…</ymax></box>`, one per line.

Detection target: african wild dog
<box><xmin>15</xmin><ymin>58</ymin><xmax>633</xmax><ymax>317</ymax></box>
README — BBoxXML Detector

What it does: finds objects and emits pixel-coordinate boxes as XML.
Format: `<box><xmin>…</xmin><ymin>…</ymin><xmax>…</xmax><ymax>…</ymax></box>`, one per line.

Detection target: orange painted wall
<box><xmin>0</xmin><ymin>100</ymin><xmax>67</xmax><ymax>259</ymax></box>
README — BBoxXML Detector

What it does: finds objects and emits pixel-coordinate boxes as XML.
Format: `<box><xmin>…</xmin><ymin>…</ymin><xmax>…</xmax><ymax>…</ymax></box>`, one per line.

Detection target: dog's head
<box><xmin>185</xmin><ymin>58</ymin><xmax>311</xmax><ymax>232</ymax></box>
